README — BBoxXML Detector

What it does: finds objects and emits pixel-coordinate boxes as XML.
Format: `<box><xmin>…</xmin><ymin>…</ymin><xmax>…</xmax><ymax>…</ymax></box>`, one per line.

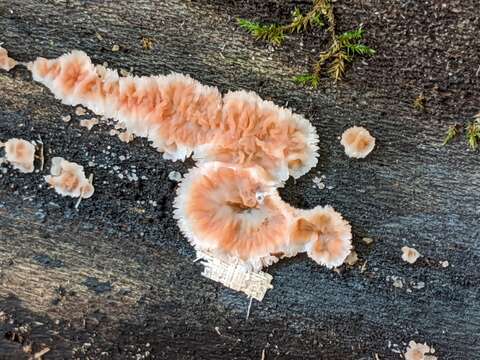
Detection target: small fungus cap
<box><xmin>341</xmin><ymin>126</ymin><xmax>375</xmax><ymax>159</ymax></box>
<box><xmin>3</xmin><ymin>138</ymin><xmax>35</xmax><ymax>173</ymax></box>
<box><xmin>290</xmin><ymin>206</ymin><xmax>352</xmax><ymax>268</ymax></box>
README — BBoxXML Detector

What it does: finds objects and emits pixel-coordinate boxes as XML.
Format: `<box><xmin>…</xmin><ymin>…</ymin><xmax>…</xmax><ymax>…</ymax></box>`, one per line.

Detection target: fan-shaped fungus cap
<box><xmin>194</xmin><ymin>90</ymin><xmax>319</xmax><ymax>181</ymax></box>
<box><xmin>174</xmin><ymin>162</ymin><xmax>291</xmax><ymax>271</ymax></box>
<box><xmin>45</xmin><ymin>157</ymin><xmax>94</xmax><ymax>198</ymax></box>
<box><xmin>290</xmin><ymin>206</ymin><xmax>352</xmax><ymax>268</ymax></box>
<box><xmin>0</xmin><ymin>46</ymin><xmax>17</xmax><ymax>71</ymax></box>
<box><xmin>341</xmin><ymin>126</ymin><xmax>375</xmax><ymax>159</ymax></box>
<box><xmin>1</xmin><ymin>138</ymin><xmax>35</xmax><ymax>173</ymax></box>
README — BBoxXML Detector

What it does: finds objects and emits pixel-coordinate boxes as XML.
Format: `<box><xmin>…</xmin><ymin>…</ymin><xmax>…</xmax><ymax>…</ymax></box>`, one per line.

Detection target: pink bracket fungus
<box><xmin>341</xmin><ymin>126</ymin><xmax>375</xmax><ymax>159</ymax></box>
<box><xmin>0</xmin><ymin>46</ymin><xmax>17</xmax><ymax>71</ymax></box>
<box><xmin>45</xmin><ymin>157</ymin><xmax>94</xmax><ymax>199</ymax></box>
<box><xmin>24</xmin><ymin>50</ymin><xmax>319</xmax><ymax>181</ymax></box>
<box><xmin>0</xmin><ymin>138</ymin><xmax>36</xmax><ymax>173</ymax></box>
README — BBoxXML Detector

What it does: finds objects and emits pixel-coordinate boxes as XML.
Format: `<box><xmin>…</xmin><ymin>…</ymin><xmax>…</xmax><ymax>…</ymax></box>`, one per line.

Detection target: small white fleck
<box><xmin>168</xmin><ymin>171</ymin><xmax>182</xmax><ymax>182</ymax></box>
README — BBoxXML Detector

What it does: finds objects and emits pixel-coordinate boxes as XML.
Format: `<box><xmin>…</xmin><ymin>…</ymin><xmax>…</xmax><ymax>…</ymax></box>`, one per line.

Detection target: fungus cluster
<box><xmin>6</xmin><ymin>48</ymin><xmax>356</xmax><ymax>273</ymax></box>
<box><xmin>174</xmin><ymin>162</ymin><xmax>352</xmax><ymax>271</ymax></box>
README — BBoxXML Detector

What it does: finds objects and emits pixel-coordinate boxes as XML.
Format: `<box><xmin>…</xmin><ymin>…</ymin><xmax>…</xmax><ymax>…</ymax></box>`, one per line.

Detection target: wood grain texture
<box><xmin>0</xmin><ymin>0</ymin><xmax>479</xmax><ymax>359</ymax></box>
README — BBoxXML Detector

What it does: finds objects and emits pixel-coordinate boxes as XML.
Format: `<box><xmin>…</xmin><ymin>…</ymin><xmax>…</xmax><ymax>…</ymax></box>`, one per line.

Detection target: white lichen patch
<box><xmin>45</xmin><ymin>157</ymin><xmax>94</xmax><ymax>199</ymax></box>
<box><xmin>402</xmin><ymin>246</ymin><xmax>421</xmax><ymax>264</ymax></box>
<box><xmin>389</xmin><ymin>275</ymin><xmax>404</xmax><ymax>288</ymax></box>
<box><xmin>0</xmin><ymin>138</ymin><xmax>36</xmax><ymax>173</ymax></box>
<box><xmin>404</xmin><ymin>341</ymin><xmax>437</xmax><ymax>360</ymax></box>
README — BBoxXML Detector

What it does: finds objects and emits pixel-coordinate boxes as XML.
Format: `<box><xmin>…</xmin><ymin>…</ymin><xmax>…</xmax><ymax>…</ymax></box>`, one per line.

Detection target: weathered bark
<box><xmin>0</xmin><ymin>0</ymin><xmax>479</xmax><ymax>359</ymax></box>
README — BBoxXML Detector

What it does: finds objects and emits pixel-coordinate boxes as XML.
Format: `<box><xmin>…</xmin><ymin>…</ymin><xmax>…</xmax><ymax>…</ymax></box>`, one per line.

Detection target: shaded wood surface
<box><xmin>0</xmin><ymin>0</ymin><xmax>479</xmax><ymax>358</ymax></box>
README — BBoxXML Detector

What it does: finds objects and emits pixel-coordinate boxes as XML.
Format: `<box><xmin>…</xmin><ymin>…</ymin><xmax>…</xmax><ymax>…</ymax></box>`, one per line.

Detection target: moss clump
<box><xmin>238</xmin><ymin>0</ymin><xmax>375</xmax><ymax>86</ymax></box>
<box><xmin>443</xmin><ymin>114</ymin><xmax>480</xmax><ymax>150</ymax></box>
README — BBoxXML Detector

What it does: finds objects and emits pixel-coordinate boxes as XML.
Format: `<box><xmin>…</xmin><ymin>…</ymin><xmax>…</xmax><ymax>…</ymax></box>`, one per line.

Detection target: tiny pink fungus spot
<box><xmin>0</xmin><ymin>46</ymin><xmax>17</xmax><ymax>71</ymax></box>
<box><xmin>341</xmin><ymin>126</ymin><xmax>375</xmax><ymax>159</ymax></box>
<box><xmin>401</xmin><ymin>246</ymin><xmax>421</xmax><ymax>264</ymax></box>
<box><xmin>45</xmin><ymin>157</ymin><xmax>94</xmax><ymax>199</ymax></box>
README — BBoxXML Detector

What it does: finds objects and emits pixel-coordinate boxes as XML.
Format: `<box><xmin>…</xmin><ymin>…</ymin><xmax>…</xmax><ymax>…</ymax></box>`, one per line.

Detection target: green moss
<box><xmin>237</xmin><ymin>0</ymin><xmax>375</xmax><ymax>86</ymax></box>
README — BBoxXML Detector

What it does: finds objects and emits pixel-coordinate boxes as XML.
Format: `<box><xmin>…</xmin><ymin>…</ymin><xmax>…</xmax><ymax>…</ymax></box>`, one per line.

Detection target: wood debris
<box><xmin>30</xmin><ymin>347</ymin><xmax>50</xmax><ymax>359</ymax></box>
<box><xmin>362</xmin><ymin>237</ymin><xmax>374</xmax><ymax>245</ymax></box>
<box><xmin>197</xmin><ymin>250</ymin><xmax>273</xmax><ymax>301</ymax></box>
<box><xmin>345</xmin><ymin>250</ymin><xmax>358</xmax><ymax>266</ymax></box>
<box><xmin>142</xmin><ymin>37</ymin><xmax>155</xmax><ymax>50</ymax></box>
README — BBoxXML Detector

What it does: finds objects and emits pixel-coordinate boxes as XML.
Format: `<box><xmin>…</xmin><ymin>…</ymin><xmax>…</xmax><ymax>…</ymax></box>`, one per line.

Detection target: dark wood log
<box><xmin>0</xmin><ymin>0</ymin><xmax>479</xmax><ymax>358</ymax></box>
